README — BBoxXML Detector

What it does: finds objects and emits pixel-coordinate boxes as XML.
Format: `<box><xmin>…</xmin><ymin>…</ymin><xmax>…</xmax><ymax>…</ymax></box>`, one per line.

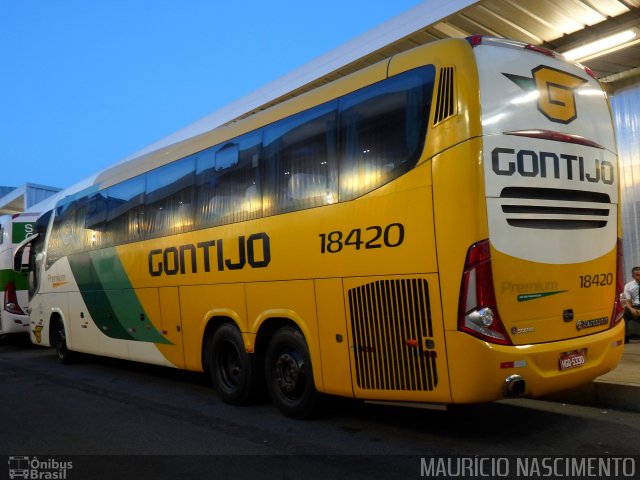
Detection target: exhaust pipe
<box><xmin>503</xmin><ymin>374</ymin><xmax>526</xmax><ymax>397</ymax></box>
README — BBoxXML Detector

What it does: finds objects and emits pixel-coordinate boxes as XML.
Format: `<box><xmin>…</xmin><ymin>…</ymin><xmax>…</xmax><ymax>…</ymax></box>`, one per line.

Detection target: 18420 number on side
<box><xmin>319</xmin><ymin>223</ymin><xmax>405</xmax><ymax>254</ymax></box>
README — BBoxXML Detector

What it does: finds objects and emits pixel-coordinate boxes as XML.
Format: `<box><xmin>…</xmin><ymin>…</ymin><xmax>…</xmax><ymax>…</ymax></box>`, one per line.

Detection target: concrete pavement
<box><xmin>545</xmin><ymin>339</ymin><xmax>640</xmax><ymax>412</ymax></box>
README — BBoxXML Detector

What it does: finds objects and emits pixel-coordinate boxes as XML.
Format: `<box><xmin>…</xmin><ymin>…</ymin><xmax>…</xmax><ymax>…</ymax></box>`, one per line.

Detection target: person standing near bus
<box><xmin>622</xmin><ymin>266</ymin><xmax>640</xmax><ymax>343</ymax></box>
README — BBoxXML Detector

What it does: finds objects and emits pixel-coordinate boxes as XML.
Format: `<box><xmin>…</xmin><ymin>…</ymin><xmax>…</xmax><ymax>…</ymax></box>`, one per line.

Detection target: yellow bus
<box><xmin>15</xmin><ymin>36</ymin><xmax>624</xmax><ymax>418</ymax></box>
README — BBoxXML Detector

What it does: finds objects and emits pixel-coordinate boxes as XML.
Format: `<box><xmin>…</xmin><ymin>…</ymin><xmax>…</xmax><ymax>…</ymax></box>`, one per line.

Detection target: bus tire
<box><xmin>265</xmin><ymin>326</ymin><xmax>320</xmax><ymax>419</ymax></box>
<box><xmin>207</xmin><ymin>323</ymin><xmax>258</xmax><ymax>405</ymax></box>
<box><xmin>52</xmin><ymin>318</ymin><xmax>75</xmax><ymax>364</ymax></box>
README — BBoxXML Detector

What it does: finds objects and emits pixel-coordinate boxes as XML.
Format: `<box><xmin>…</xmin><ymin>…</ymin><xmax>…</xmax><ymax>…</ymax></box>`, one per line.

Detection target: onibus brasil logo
<box><xmin>8</xmin><ymin>456</ymin><xmax>73</xmax><ymax>479</ymax></box>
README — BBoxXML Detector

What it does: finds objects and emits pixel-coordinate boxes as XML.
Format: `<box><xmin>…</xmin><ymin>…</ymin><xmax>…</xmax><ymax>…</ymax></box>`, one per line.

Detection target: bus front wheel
<box><xmin>265</xmin><ymin>326</ymin><xmax>320</xmax><ymax>419</ymax></box>
<box><xmin>53</xmin><ymin>318</ymin><xmax>75</xmax><ymax>364</ymax></box>
<box><xmin>207</xmin><ymin>323</ymin><xmax>258</xmax><ymax>405</ymax></box>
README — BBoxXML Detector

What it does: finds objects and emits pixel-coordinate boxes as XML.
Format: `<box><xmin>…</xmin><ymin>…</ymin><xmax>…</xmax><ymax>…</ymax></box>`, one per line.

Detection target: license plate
<box><xmin>559</xmin><ymin>349</ymin><xmax>586</xmax><ymax>371</ymax></box>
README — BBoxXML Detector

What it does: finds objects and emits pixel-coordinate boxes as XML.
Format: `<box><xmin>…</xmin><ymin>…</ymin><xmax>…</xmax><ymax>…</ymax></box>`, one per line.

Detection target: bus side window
<box><xmin>47</xmin><ymin>197</ymin><xmax>88</xmax><ymax>268</ymax></box>
<box><xmin>263</xmin><ymin>100</ymin><xmax>338</xmax><ymax>216</ymax></box>
<box><xmin>85</xmin><ymin>191</ymin><xmax>108</xmax><ymax>250</ymax></box>
<box><xmin>338</xmin><ymin>66</ymin><xmax>435</xmax><ymax>201</ymax></box>
<box><xmin>145</xmin><ymin>156</ymin><xmax>195</xmax><ymax>239</ymax></box>
<box><xmin>196</xmin><ymin>130</ymin><xmax>263</xmax><ymax>227</ymax></box>
<box><xmin>106</xmin><ymin>176</ymin><xmax>146</xmax><ymax>246</ymax></box>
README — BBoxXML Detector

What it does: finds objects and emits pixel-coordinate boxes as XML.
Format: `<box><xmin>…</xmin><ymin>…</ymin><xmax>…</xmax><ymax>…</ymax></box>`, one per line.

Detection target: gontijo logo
<box><xmin>503</xmin><ymin>66</ymin><xmax>588</xmax><ymax>124</ymax></box>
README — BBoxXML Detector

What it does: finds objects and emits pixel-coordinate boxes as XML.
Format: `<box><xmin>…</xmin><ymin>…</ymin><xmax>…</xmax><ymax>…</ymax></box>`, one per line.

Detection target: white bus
<box><xmin>0</xmin><ymin>213</ymin><xmax>38</xmax><ymax>335</ymax></box>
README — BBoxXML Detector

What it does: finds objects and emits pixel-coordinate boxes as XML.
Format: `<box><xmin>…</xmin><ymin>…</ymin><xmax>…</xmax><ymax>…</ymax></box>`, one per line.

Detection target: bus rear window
<box><xmin>338</xmin><ymin>65</ymin><xmax>435</xmax><ymax>201</ymax></box>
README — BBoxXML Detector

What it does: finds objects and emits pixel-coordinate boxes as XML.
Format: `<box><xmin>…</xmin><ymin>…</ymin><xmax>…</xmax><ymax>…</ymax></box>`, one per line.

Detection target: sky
<box><xmin>0</xmin><ymin>0</ymin><xmax>423</xmax><ymax>191</ymax></box>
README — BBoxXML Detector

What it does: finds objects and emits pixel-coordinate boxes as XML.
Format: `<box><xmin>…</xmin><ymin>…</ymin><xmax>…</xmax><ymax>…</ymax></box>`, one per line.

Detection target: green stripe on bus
<box><xmin>90</xmin><ymin>249</ymin><xmax>170</xmax><ymax>344</ymax></box>
<box><xmin>68</xmin><ymin>250</ymin><xmax>170</xmax><ymax>344</ymax></box>
<box><xmin>517</xmin><ymin>290</ymin><xmax>568</xmax><ymax>302</ymax></box>
<box><xmin>68</xmin><ymin>252</ymin><xmax>135</xmax><ymax>341</ymax></box>
<box><xmin>0</xmin><ymin>268</ymin><xmax>29</xmax><ymax>291</ymax></box>
<box><xmin>103</xmin><ymin>288</ymin><xmax>170</xmax><ymax>343</ymax></box>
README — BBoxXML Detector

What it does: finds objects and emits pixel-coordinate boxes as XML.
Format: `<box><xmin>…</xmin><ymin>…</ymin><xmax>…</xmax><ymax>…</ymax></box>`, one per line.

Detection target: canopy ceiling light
<box><xmin>562</xmin><ymin>29</ymin><xmax>640</xmax><ymax>62</ymax></box>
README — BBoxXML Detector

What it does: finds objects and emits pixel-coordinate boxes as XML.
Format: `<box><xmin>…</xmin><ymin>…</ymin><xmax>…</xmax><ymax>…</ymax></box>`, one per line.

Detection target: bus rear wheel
<box><xmin>208</xmin><ymin>323</ymin><xmax>258</xmax><ymax>405</ymax></box>
<box><xmin>265</xmin><ymin>326</ymin><xmax>319</xmax><ymax>419</ymax></box>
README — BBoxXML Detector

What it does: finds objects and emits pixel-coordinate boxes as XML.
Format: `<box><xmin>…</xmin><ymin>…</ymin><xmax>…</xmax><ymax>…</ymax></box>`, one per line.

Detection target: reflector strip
<box><xmin>504</xmin><ymin>129</ymin><xmax>604</xmax><ymax>149</ymax></box>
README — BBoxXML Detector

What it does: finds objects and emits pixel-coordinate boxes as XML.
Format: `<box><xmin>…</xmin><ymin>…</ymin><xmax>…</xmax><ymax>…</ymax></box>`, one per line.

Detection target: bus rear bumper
<box><xmin>445</xmin><ymin>321</ymin><xmax>625</xmax><ymax>404</ymax></box>
<box><xmin>0</xmin><ymin>311</ymin><xmax>31</xmax><ymax>335</ymax></box>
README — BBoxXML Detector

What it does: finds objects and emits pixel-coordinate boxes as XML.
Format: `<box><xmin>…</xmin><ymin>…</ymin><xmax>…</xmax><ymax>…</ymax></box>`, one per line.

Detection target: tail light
<box><xmin>458</xmin><ymin>240</ymin><xmax>511</xmax><ymax>345</ymax></box>
<box><xmin>611</xmin><ymin>238</ymin><xmax>624</xmax><ymax>328</ymax></box>
<box><xmin>4</xmin><ymin>281</ymin><xmax>25</xmax><ymax>315</ymax></box>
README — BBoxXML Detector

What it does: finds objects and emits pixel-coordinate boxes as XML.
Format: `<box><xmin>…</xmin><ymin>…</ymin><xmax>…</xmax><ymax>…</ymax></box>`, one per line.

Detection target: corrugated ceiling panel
<box><xmin>585</xmin><ymin>47</ymin><xmax>640</xmax><ymax>78</ymax></box>
<box><xmin>432</xmin><ymin>21</ymin><xmax>471</xmax><ymax>37</ymax></box>
<box><xmin>519</xmin><ymin>0</ymin><xmax>586</xmax><ymax>35</ymax></box>
<box><xmin>409</xmin><ymin>30</ymin><xmax>443</xmax><ymax>44</ymax></box>
<box><xmin>434</xmin><ymin>17</ymin><xmax>485</xmax><ymax>36</ymax></box>
<box><xmin>489</xmin><ymin>1</ymin><xmax>568</xmax><ymax>41</ymax></box>
<box><xmin>581</xmin><ymin>0</ymin><xmax>630</xmax><ymax>17</ymax></box>
<box><xmin>471</xmin><ymin>4</ymin><xmax>544</xmax><ymax>41</ymax></box>
<box><xmin>553</xmin><ymin>0</ymin><xmax>607</xmax><ymax>26</ymax></box>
